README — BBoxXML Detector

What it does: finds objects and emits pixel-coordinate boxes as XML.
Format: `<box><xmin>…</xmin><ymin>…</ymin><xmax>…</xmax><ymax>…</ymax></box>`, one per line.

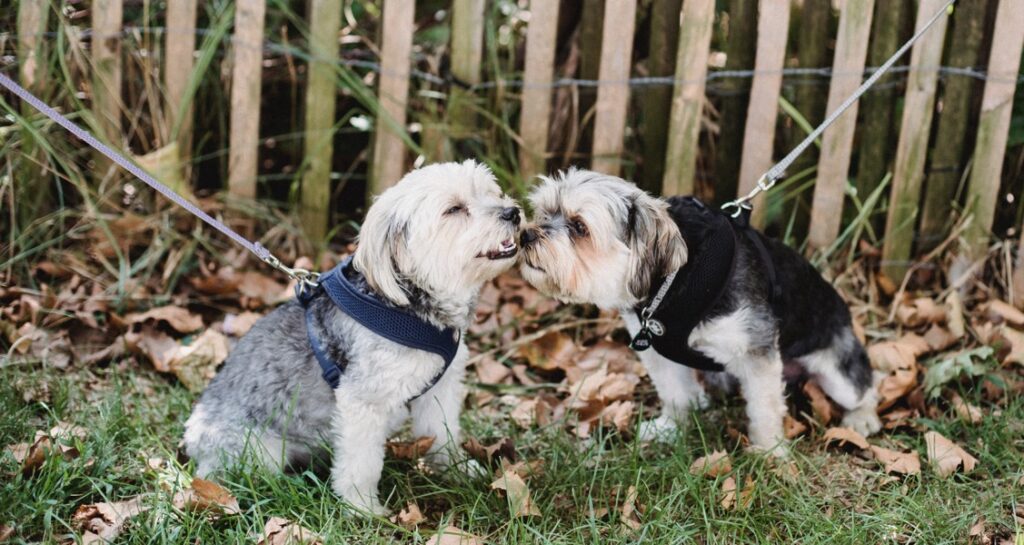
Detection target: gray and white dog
<box><xmin>519</xmin><ymin>169</ymin><xmax>880</xmax><ymax>456</ymax></box>
<box><xmin>183</xmin><ymin>160</ymin><xmax>521</xmax><ymax>514</ymax></box>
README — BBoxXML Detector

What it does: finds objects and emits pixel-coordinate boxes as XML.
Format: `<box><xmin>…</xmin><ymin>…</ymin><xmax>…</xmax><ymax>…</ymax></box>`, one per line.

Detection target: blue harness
<box><xmin>296</xmin><ymin>258</ymin><xmax>460</xmax><ymax>399</ymax></box>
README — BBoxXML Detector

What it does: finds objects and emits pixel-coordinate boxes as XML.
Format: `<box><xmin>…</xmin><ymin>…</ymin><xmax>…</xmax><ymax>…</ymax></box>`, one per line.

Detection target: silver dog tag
<box><xmin>646</xmin><ymin>318</ymin><xmax>665</xmax><ymax>337</ymax></box>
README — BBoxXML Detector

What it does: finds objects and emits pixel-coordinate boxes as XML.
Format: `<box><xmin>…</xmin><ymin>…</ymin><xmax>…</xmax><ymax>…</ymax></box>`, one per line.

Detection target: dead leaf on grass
<box><xmin>896</xmin><ymin>297</ymin><xmax>947</xmax><ymax>327</ymax></box>
<box><xmin>924</xmin><ymin>325</ymin><xmax>958</xmax><ymax>352</ymax></box>
<box><xmin>256</xmin><ymin>516</ymin><xmax>323</xmax><ymax>545</ymax></box>
<box><xmin>73</xmin><ymin>496</ymin><xmax>149</xmax><ymax>544</ymax></box>
<box><xmin>984</xmin><ymin>300</ymin><xmax>1024</xmax><ymax>327</ymax></box>
<box><xmin>0</xmin><ymin>524</ymin><xmax>12</xmax><ymax>541</ymax></box>
<box><xmin>425</xmin><ymin>526</ymin><xmax>484</xmax><ymax>545</ymax></box>
<box><xmin>463</xmin><ymin>436</ymin><xmax>516</xmax><ymax>466</ymax></box>
<box><xmin>391</xmin><ymin>503</ymin><xmax>425</xmax><ymax>529</ymax></box>
<box><xmin>124</xmin><ymin>306</ymin><xmax>203</xmax><ymax>333</ymax></box>
<box><xmin>689</xmin><ymin>450</ymin><xmax>732</xmax><ymax>478</ymax></box>
<box><xmin>618</xmin><ymin>485</ymin><xmax>642</xmax><ymax>532</ymax></box>
<box><xmin>172</xmin><ymin>478</ymin><xmax>240</xmax><ymax>516</ymax></box>
<box><xmin>720</xmin><ymin>476</ymin><xmax>737</xmax><ymax>510</ymax></box>
<box><xmin>491</xmin><ymin>470</ymin><xmax>541</xmax><ymax>517</ymax></box>
<box><xmin>784</xmin><ymin>415</ymin><xmax>808</xmax><ymax>439</ymax></box>
<box><xmin>169</xmin><ymin>329</ymin><xmax>230</xmax><ymax>392</ymax></box>
<box><xmin>518</xmin><ymin>331</ymin><xmax>576</xmax><ymax>371</ymax></box>
<box><xmin>803</xmin><ymin>381</ymin><xmax>834</xmax><ymax>425</ymax></box>
<box><xmin>220</xmin><ymin>311</ymin><xmax>263</xmax><ymax>337</ymax></box>
<box><xmin>823</xmin><ymin>427</ymin><xmax>870</xmax><ymax>450</ymax></box>
<box><xmin>474</xmin><ymin>356</ymin><xmax>512</xmax><ymax>384</ymax></box>
<box><xmin>868</xmin><ymin>445</ymin><xmax>921</xmax><ymax>475</ymax></box>
<box><xmin>996</xmin><ymin>326</ymin><xmax>1024</xmax><ymax>367</ymax></box>
<box><xmin>924</xmin><ymin>431</ymin><xmax>978</xmax><ymax>477</ymax></box>
<box><xmin>949</xmin><ymin>393</ymin><xmax>983</xmax><ymax>424</ymax></box>
<box><xmin>386</xmin><ymin>436</ymin><xmax>435</xmax><ymax>460</ymax></box>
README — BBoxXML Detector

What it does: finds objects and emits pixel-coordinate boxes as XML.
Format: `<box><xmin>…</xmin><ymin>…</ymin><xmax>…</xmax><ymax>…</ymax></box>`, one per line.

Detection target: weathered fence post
<box><xmin>918</xmin><ymin>0</ymin><xmax>991</xmax><ymax>251</ymax></box>
<box><xmin>370</xmin><ymin>0</ymin><xmax>414</xmax><ymax>193</ymax></box>
<box><xmin>736</xmin><ymin>0</ymin><xmax>791</xmax><ymax>227</ymax></box>
<box><xmin>164</xmin><ymin>0</ymin><xmax>198</xmax><ymax>170</ymax></box>
<box><xmin>808</xmin><ymin>0</ymin><xmax>875</xmax><ymax>249</ymax></box>
<box><xmin>91</xmin><ymin>0</ymin><xmax>123</xmax><ymax>177</ymax></box>
<box><xmin>448</xmin><ymin>0</ymin><xmax>486</xmax><ymax>142</ymax></box>
<box><xmin>641</xmin><ymin>0</ymin><xmax>683</xmax><ymax>194</ymax></box>
<box><xmin>661</xmin><ymin>0</ymin><xmax>715</xmax><ymax>196</ymax></box>
<box><xmin>880</xmin><ymin>0</ymin><xmax>951</xmax><ymax>282</ymax></box>
<box><xmin>591</xmin><ymin>0</ymin><xmax>638</xmax><ymax>176</ymax></box>
<box><xmin>227</xmin><ymin>0</ymin><xmax>266</xmax><ymax>199</ymax></box>
<box><xmin>962</xmin><ymin>0</ymin><xmax>1024</xmax><ymax>254</ymax></box>
<box><xmin>517</xmin><ymin>0</ymin><xmax>560</xmax><ymax>179</ymax></box>
<box><xmin>300</xmin><ymin>0</ymin><xmax>343</xmax><ymax>242</ymax></box>
<box><xmin>16</xmin><ymin>0</ymin><xmax>51</xmax><ymax>222</ymax></box>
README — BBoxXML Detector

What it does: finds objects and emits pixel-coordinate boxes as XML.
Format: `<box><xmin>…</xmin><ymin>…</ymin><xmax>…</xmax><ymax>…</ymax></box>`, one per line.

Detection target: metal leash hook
<box><xmin>262</xmin><ymin>254</ymin><xmax>321</xmax><ymax>296</ymax></box>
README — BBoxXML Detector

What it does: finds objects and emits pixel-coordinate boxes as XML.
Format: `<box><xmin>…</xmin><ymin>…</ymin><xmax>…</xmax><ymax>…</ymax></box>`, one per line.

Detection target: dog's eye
<box><xmin>570</xmin><ymin>219</ymin><xmax>588</xmax><ymax>237</ymax></box>
<box><xmin>445</xmin><ymin>205</ymin><xmax>465</xmax><ymax>216</ymax></box>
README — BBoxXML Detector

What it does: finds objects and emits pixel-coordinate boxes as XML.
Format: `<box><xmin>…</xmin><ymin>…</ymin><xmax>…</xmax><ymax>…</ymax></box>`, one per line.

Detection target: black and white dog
<box><xmin>184</xmin><ymin>161</ymin><xmax>521</xmax><ymax>514</ymax></box>
<box><xmin>519</xmin><ymin>169</ymin><xmax>880</xmax><ymax>455</ymax></box>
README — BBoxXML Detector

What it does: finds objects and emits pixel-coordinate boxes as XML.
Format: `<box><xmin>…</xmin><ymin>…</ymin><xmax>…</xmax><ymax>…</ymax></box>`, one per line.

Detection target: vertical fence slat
<box><xmin>517</xmin><ymin>0</ymin><xmax>560</xmax><ymax>178</ymax></box>
<box><xmin>300</xmin><ymin>0</ymin><xmax>343</xmax><ymax>241</ymax></box>
<box><xmin>449</xmin><ymin>0</ymin><xmax>486</xmax><ymax>140</ymax></box>
<box><xmin>736</xmin><ymin>0</ymin><xmax>791</xmax><ymax>227</ymax></box>
<box><xmin>918</xmin><ymin>0</ymin><xmax>990</xmax><ymax>250</ymax></box>
<box><xmin>808</xmin><ymin>0</ymin><xmax>875</xmax><ymax>249</ymax></box>
<box><xmin>715</xmin><ymin>0</ymin><xmax>758</xmax><ymax>200</ymax></box>
<box><xmin>591</xmin><ymin>0</ymin><xmax>638</xmax><ymax>176</ymax></box>
<box><xmin>164</xmin><ymin>0</ymin><xmax>198</xmax><ymax>167</ymax></box>
<box><xmin>17</xmin><ymin>0</ymin><xmax>49</xmax><ymax>93</ymax></box>
<box><xmin>661</xmin><ymin>0</ymin><xmax>715</xmax><ymax>195</ymax></box>
<box><xmin>962</xmin><ymin>0</ymin><xmax>1024</xmax><ymax>254</ymax></box>
<box><xmin>370</xmin><ymin>0</ymin><xmax>414</xmax><ymax>193</ymax></box>
<box><xmin>91</xmin><ymin>0</ymin><xmax>123</xmax><ymax>171</ymax></box>
<box><xmin>227</xmin><ymin>0</ymin><xmax>266</xmax><ymax>198</ymax></box>
<box><xmin>880</xmin><ymin>0</ymin><xmax>951</xmax><ymax>282</ymax></box>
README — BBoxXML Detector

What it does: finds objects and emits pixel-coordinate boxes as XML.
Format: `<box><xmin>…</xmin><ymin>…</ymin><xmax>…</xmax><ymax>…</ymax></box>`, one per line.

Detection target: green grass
<box><xmin>2</xmin><ymin>362</ymin><xmax>1021</xmax><ymax>544</ymax></box>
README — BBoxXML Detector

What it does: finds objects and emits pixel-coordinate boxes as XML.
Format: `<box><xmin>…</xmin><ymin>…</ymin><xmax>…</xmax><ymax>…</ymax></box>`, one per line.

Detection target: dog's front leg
<box><xmin>729</xmin><ymin>350</ymin><xmax>788</xmax><ymax>457</ymax></box>
<box><xmin>623</xmin><ymin>314</ymin><xmax>708</xmax><ymax>442</ymax></box>
<box><xmin>330</xmin><ymin>390</ymin><xmax>396</xmax><ymax>516</ymax></box>
<box><xmin>409</xmin><ymin>350</ymin><xmax>483</xmax><ymax>476</ymax></box>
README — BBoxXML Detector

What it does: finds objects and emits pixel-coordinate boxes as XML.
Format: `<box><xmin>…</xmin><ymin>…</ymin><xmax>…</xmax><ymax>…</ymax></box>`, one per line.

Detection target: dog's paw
<box><xmin>342</xmin><ymin>496</ymin><xmax>390</xmax><ymax>518</ymax></box>
<box><xmin>458</xmin><ymin>458</ymin><xmax>488</xmax><ymax>479</ymax></box>
<box><xmin>842</xmin><ymin>407</ymin><xmax>882</xmax><ymax>437</ymax></box>
<box><xmin>748</xmin><ymin>441</ymin><xmax>790</xmax><ymax>460</ymax></box>
<box><xmin>637</xmin><ymin>415</ymin><xmax>682</xmax><ymax>443</ymax></box>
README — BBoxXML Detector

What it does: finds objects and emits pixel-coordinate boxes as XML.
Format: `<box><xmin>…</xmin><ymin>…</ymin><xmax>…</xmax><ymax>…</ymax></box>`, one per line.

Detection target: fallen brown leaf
<box><xmin>803</xmin><ymin>381</ymin><xmax>834</xmax><ymax>425</ymax></box>
<box><xmin>491</xmin><ymin>470</ymin><xmax>540</xmax><ymax>517</ymax></box>
<box><xmin>923</xmin><ymin>325</ymin><xmax>958</xmax><ymax>352</ymax></box>
<box><xmin>618</xmin><ymin>485</ymin><xmax>642</xmax><ymax>532</ymax></box>
<box><xmin>392</xmin><ymin>503</ymin><xmax>425</xmax><ymax>529</ymax></box>
<box><xmin>823</xmin><ymin>427</ymin><xmax>870</xmax><ymax>450</ymax></box>
<box><xmin>124</xmin><ymin>306</ymin><xmax>203</xmax><ymax>333</ymax></box>
<box><xmin>784</xmin><ymin>415</ymin><xmax>808</xmax><ymax>439</ymax></box>
<box><xmin>0</xmin><ymin>524</ymin><xmax>12</xmax><ymax>541</ymax></box>
<box><xmin>518</xmin><ymin>331</ymin><xmax>576</xmax><ymax>371</ymax></box>
<box><xmin>689</xmin><ymin>450</ymin><xmax>732</xmax><ymax>478</ymax></box>
<box><xmin>386</xmin><ymin>436</ymin><xmax>435</xmax><ymax>460</ymax></box>
<box><xmin>169</xmin><ymin>329</ymin><xmax>230</xmax><ymax>392</ymax></box>
<box><xmin>462</xmin><ymin>436</ymin><xmax>516</xmax><ymax>466</ymax></box>
<box><xmin>73</xmin><ymin>496</ymin><xmax>148</xmax><ymax>544</ymax></box>
<box><xmin>984</xmin><ymin>300</ymin><xmax>1024</xmax><ymax>327</ymax></box>
<box><xmin>474</xmin><ymin>356</ymin><xmax>512</xmax><ymax>384</ymax></box>
<box><xmin>172</xmin><ymin>478</ymin><xmax>240</xmax><ymax>516</ymax></box>
<box><xmin>868</xmin><ymin>445</ymin><xmax>921</xmax><ymax>475</ymax></box>
<box><xmin>720</xmin><ymin>477</ymin><xmax>737</xmax><ymax>510</ymax></box>
<box><xmin>256</xmin><ymin>516</ymin><xmax>323</xmax><ymax>545</ymax></box>
<box><xmin>949</xmin><ymin>393</ymin><xmax>983</xmax><ymax>424</ymax></box>
<box><xmin>426</xmin><ymin>526</ymin><xmax>484</xmax><ymax>545</ymax></box>
<box><xmin>221</xmin><ymin>311</ymin><xmax>263</xmax><ymax>337</ymax></box>
<box><xmin>924</xmin><ymin>431</ymin><xmax>978</xmax><ymax>477</ymax></box>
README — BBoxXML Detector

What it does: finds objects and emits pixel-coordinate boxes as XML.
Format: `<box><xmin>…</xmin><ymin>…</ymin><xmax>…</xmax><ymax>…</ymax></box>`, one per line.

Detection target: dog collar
<box><xmin>298</xmin><ymin>257</ymin><xmax>460</xmax><ymax>397</ymax></box>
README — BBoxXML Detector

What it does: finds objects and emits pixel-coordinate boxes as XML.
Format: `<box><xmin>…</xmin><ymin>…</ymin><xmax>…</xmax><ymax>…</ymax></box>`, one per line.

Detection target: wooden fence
<box><xmin>10</xmin><ymin>0</ymin><xmax>1024</xmax><ymax>281</ymax></box>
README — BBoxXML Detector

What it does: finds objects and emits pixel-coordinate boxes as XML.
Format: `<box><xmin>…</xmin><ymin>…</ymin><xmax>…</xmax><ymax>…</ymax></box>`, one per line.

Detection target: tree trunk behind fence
<box><xmin>918</xmin><ymin>0</ymin><xmax>991</xmax><ymax>252</ymax></box>
<box><xmin>853</xmin><ymin>0</ymin><xmax>909</xmax><ymax>232</ymax></box>
<box><xmin>641</xmin><ymin>0</ymin><xmax>683</xmax><ymax>194</ymax></box>
<box><xmin>714</xmin><ymin>0</ymin><xmax>758</xmax><ymax>202</ymax></box>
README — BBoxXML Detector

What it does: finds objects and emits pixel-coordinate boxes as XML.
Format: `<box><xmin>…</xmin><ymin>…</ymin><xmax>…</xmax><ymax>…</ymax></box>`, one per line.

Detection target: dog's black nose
<box><xmin>521</xmin><ymin>228</ymin><xmax>539</xmax><ymax>247</ymax></box>
<box><xmin>500</xmin><ymin>207</ymin><xmax>521</xmax><ymax>225</ymax></box>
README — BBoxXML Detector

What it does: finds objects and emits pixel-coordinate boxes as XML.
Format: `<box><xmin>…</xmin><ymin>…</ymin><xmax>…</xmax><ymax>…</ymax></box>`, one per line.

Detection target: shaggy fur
<box><xmin>520</xmin><ymin>169</ymin><xmax>880</xmax><ymax>455</ymax></box>
<box><xmin>184</xmin><ymin>160</ymin><xmax>521</xmax><ymax>514</ymax></box>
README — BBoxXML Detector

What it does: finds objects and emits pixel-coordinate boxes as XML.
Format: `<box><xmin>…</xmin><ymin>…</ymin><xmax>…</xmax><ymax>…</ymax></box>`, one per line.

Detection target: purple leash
<box><xmin>0</xmin><ymin>71</ymin><xmax>319</xmax><ymax>287</ymax></box>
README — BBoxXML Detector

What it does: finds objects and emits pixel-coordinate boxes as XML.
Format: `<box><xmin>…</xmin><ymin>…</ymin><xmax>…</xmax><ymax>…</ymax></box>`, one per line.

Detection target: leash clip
<box><xmin>262</xmin><ymin>254</ymin><xmax>321</xmax><ymax>296</ymax></box>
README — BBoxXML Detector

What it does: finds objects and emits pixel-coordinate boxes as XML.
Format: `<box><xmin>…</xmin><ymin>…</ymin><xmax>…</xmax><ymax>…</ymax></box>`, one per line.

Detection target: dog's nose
<box><xmin>500</xmin><ymin>207</ymin><xmax>521</xmax><ymax>226</ymax></box>
<box><xmin>521</xmin><ymin>228</ymin><xmax>539</xmax><ymax>247</ymax></box>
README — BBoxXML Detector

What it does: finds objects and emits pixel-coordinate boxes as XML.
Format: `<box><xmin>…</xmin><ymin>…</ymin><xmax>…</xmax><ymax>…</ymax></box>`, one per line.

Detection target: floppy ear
<box><xmin>625</xmin><ymin>192</ymin><xmax>687</xmax><ymax>301</ymax></box>
<box><xmin>353</xmin><ymin>197</ymin><xmax>410</xmax><ymax>306</ymax></box>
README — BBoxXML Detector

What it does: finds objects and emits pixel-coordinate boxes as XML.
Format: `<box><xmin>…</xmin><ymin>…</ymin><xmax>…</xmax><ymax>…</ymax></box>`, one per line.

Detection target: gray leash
<box><xmin>0</xmin><ymin>71</ymin><xmax>319</xmax><ymax>288</ymax></box>
<box><xmin>721</xmin><ymin>0</ymin><xmax>957</xmax><ymax>217</ymax></box>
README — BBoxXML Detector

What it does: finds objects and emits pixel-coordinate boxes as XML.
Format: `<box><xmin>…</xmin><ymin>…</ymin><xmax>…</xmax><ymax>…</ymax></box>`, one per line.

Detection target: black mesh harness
<box><xmin>630</xmin><ymin>197</ymin><xmax>781</xmax><ymax>372</ymax></box>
